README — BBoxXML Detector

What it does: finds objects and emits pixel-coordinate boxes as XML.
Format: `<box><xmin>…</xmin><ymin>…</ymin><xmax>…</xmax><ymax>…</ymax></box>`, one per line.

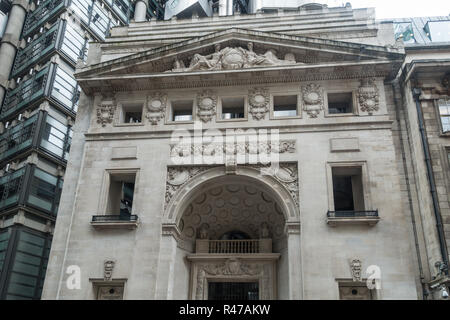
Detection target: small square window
<box><xmin>328</xmin><ymin>93</ymin><xmax>353</xmax><ymax>114</ymax></box>
<box><xmin>121</xmin><ymin>103</ymin><xmax>142</xmax><ymax>124</ymax></box>
<box><xmin>221</xmin><ymin>97</ymin><xmax>245</xmax><ymax>120</ymax></box>
<box><xmin>273</xmin><ymin>95</ymin><xmax>298</xmax><ymax>117</ymax></box>
<box><xmin>171</xmin><ymin>100</ymin><xmax>193</xmax><ymax>122</ymax></box>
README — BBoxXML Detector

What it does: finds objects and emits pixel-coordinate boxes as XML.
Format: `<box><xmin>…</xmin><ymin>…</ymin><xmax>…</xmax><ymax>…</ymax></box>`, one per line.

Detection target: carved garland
<box><xmin>301</xmin><ymin>83</ymin><xmax>324</xmax><ymax>118</ymax></box>
<box><xmin>96</xmin><ymin>99</ymin><xmax>116</xmax><ymax>127</ymax></box>
<box><xmin>196</xmin><ymin>90</ymin><xmax>217</xmax><ymax>123</ymax></box>
<box><xmin>358</xmin><ymin>78</ymin><xmax>380</xmax><ymax>115</ymax></box>
<box><xmin>248</xmin><ymin>88</ymin><xmax>270</xmax><ymax>120</ymax></box>
<box><xmin>146</xmin><ymin>92</ymin><xmax>167</xmax><ymax>125</ymax></box>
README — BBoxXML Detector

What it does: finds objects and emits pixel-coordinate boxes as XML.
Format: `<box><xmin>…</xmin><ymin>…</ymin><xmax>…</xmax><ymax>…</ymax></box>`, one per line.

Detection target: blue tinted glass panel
<box><xmin>427</xmin><ymin>21</ymin><xmax>450</xmax><ymax>42</ymax></box>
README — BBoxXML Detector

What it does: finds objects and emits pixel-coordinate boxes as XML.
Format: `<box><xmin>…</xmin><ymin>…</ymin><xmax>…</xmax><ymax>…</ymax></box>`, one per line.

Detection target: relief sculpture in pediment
<box><xmin>171</xmin><ymin>42</ymin><xmax>300</xmax><ymax>72</ymax></box>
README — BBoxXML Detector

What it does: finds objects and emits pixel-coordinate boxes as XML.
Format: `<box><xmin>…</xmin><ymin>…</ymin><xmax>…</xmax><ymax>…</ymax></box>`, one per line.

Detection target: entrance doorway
<box><xmin>208</xmin><ymin>282</ymin><xmax>259</xmax><ymax>300</ymax></box>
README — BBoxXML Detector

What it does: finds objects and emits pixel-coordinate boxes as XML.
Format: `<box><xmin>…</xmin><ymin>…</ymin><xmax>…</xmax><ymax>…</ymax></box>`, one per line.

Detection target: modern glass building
<box><xmin>0</xmin><ymin>0</ymin><xmax>164</xmax><ymax>300</ymax></box>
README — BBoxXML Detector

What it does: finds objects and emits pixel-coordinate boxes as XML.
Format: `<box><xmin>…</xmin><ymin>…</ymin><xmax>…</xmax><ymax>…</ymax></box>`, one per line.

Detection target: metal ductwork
<box><xmin>164</xmin><ymin>0</ymin><xmax>213</xmax><ymax>19</ymax></box>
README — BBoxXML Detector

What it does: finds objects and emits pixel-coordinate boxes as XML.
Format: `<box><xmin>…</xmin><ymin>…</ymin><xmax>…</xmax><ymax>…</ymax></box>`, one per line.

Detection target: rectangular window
<box><xmin>5</xmin><ymin>229</ymin><xmax>51</xmax><ymax>300</ymax></box>
<box><xmin>328</xmin><ymin>93</ymin><xmax>353</xmax><ymax>114</ymax></box>
<box><xmin>40</xmin><ymin>114</ymin><xmax>71</xmax><ymax>159</ymax></box>
<box><xmin>424</xmin><ymin>20</ymin><xmax>450</xmax><ymax>42</ymax></box>
<box><xmin>439</xmin><ymin>99</ymin><xmax>450</xmax><ymax>133</ymax></box>
<box><xmin>106</xmin><ymin>172</ymin><xmax>136</xmax><ymax>217</ymax></box>
<box><xmin>120</xmin><ymin>103</ymin><xmax>143</xmax><ymax>124</ymax></box>
<box><xmin>27</xmin><ymin>167</ymin><xmax>61</xmax><ymax>215</ymax></box>
<box><xmin>332</xmin><ymin>167</ymin><xmax>365</xmax><ymax>212</ymax></box>
<box><xmin>221</xmin><ymin>97</ymin><xmax>245</xmax><ymax>120</ymax></box>
<box><xmin>171</xmin><ymin>100</ymin><xmax>193</xmax><ymax>122</ymax></box>
<box><xmin>273</xmin><ymin>95</ymin><xmax>298</xmax><ymax>117</ymax></box>
<box><xmin>394</xmin><ymin>22</ymin><xmax>416</xmax><ymax>43</ymax></box>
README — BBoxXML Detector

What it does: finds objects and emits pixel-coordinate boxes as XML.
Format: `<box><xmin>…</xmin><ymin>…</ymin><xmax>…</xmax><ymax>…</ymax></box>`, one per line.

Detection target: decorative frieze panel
<box><xmin>96</xmin><ymin>98</ymin><xmax>116</xmax><ymax>127</ymax></box>
<box><xmin>146</xmin><ymin>92</ymin><xmax>167</xmax><ymax>125</ymax></box>
<box><xmin>248</xmin><ymin>88</ymin><xmax>270</xmax><ymax>120</ymax></box>
<box><xmin>170</xmin><ymin>140</ymin><xmax>296</xmax><ymax>158</ymax></box>
<box><xmin>301</xmin><ymin>83</ymin><xmax>324</xmax><ymax>118</ymax></box>
<box><xmin>358</xmin><ymin>78</ymin><xmax>380</xmax><ymax>115</ymax></box>
<box><xmin>196</xmin><ymin>90</ymin><xmax>217</xmax><ymax>123</ymax></box>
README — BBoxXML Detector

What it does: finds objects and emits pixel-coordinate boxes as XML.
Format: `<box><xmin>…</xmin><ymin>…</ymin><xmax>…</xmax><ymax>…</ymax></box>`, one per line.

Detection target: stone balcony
<box><xmin>327</xmin><ymin>210</ymin><xmax>380</xmax><ymax>227</ymax></box>
<box><xmin>90</xmin><ymin>214</ymin><xmax>139</xmax><ymax>230</ymax></box>
<box><xmin>195</xmin><ymin>238</ymin><xmax>273</xmax><ymax>254</ymax></box>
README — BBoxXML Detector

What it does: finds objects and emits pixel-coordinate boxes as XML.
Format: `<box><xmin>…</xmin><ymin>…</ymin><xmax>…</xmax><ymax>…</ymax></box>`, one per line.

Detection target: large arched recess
<box><xmin>156</xmin><ymin>166</ymin><xmax>302</xmax><ymax>300</ymax></box>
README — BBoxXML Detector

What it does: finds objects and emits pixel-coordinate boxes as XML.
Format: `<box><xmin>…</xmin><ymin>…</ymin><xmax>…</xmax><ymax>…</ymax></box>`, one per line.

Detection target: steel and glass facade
<box><xmin>0</xmin><ymin>0</ymin><xmax>164</xmax><ymax>299</ymax></box>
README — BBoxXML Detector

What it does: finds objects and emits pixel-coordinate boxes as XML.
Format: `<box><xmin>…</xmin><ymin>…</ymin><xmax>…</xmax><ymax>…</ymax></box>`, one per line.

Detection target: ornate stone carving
<box><xmin>248</xmin><ymin>88</ymin><xmax>270</xmax><ymax>120</ymax></box>
<box><xmin>172</xmin><ymin>43</ymin><xmax>299</xmax><ymax>72</ymax></box>
<box><xmin>169</xmin><ymin>140</ymin><xmax>296</xmax><ymax>158</ymax></box>
<box><xmin>146</xmin><ymin>92</ymin><xmax>167</xmax><ymax>124</ymax></box>
<box><xmin>96</xmin><ymin>98</ymin><xmax>116</xmax><ymax>127</ymax></box>
<box><xmin>165</xmin><ymin>166</ymin><xmax>214</xmax><ymax>208</ymax></box>
<box><xmin>358</xmin><ymin>78</ymin><xmax>380</xmax><ymax>115</ymax></box>
<box><xmin>301</xmin><ymin>83</ymin><xmax>324</xmax><ymax>118</ymax></box>
<box><xmin>104</xmin><ymin>260</ymin><xmax>115</xmax><ymax>281</ymax></box>
<box><xmin>350</xmin><ymin>259</ymin><xmax>363</xmax><ymax>282</ymax></box>
<box><xmin>193</xmin><ymin>258</ymin><xmax>276</xmax><ymax>300</ymax></box>
<box><xmin>196</xmin><ymin>90</ymin><xmax>217</xmax><ymax>123</ymax></box>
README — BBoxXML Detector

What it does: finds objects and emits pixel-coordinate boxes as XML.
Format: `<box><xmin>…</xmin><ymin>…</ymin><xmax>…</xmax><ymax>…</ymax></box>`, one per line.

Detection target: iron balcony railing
<box><xmin>327</xmin><ymin>210</ymin><xmax>379</xmax><ymax>218</ymax></box>
<box><xmin>13</xmin><ymin>19</ymin><xmax>88</xmax><ymax>78</ymax></box>
<box><xmin>1</xmin><ymin>63</ymin><xmax>80</xmax><ymax>121</ymax></box>
<box><xmin>12</xmin><ymin>22</ymin><xmax>60</xmax><ymax>78</ymax></box>
<box><xmin>91</xmin><ymin>215</ymin><xmax>139</xmax><ymax>223</ymax></box>
<box><xmin>0</xmin><ymin>166</ymin><xmax>26</xmax><ymax>211</ymax></box>
<box><xmin>0</xmin><ymin>113</ymin><xmax>39</xmax><ymax>163</ymax></box>
<box><xmin>22</xmin><ymin>0</ymin><xmax>68</xmax><ymax>39</ymax></box>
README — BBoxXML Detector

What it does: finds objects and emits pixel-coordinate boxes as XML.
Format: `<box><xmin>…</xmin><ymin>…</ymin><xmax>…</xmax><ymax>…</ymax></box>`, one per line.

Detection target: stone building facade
<box><xmin>40</xmin><ymin>4</ymin><xmax>449</xmax><ymax>300</ymax></box>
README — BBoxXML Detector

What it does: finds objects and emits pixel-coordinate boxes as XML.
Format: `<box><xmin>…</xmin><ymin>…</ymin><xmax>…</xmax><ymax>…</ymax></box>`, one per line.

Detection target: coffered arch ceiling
<box><xmin>179</xmin><ymin>180</ymin><xmax>286</xmax><ymax>241</ymax></box>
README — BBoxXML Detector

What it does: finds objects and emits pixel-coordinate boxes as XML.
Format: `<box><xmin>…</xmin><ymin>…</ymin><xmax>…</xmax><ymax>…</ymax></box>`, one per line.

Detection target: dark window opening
<box><xmin>274</xmin><ymin>95</ymin><xmax>297</xmax><ymax>117</ymax></box>
<box><xmin>219</xmin><ymin>230</ymin><xmax>251</xmax><ymax>240</ymax></box>
<box><xmin>208</xmin><ymin>282</ymin><xmax>259</xmax><ymax>300</ymax></box>
<box><xmin>328</xmin><ymin>93</ymin><xmax>353</xmax><ymax>114</ymax></box>
<box><xmin>107</xmin><ymin>173</ymin><xmax>136</xmax><ymax>218</ymax></box>
<box><xmin>221</xmin><ymin>97</ymin><xmax>245</xmax><ymax>120</ymax></box>
<box><xmin>121</xmin><ymin>104</ymin><xmax>142</xmax><ymax>123</ymax></box>
<box><xmin>332</xmin><ymin>167</ymin><xmax>365</xmax><ymax>212</ymax></box>
<box><xmin>171</xmin><ymin>100</ymin><xmax>193</xmax><ymax>122</ymax></box>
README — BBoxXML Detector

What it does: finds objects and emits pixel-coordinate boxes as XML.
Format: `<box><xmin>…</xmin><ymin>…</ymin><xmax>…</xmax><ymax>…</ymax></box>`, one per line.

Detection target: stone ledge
<box><xmin>327</xmin><ymin>216</ymin><xmax>380</xmax><ymax>227</ymax></box>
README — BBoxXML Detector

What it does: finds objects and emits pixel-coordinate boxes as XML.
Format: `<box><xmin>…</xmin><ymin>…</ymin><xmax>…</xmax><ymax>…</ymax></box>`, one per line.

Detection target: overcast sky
<box><xmin>329</xmin><ymin>0</ymin><xmax>450</xmax><ymax>19</ymax></box>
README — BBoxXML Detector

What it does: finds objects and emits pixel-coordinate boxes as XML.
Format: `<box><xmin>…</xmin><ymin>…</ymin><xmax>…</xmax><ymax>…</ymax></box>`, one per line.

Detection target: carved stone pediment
<box><xmin>171</xmin><ymin>43</ymin><xmax>299</xmax><ymax>73</ymax></box>
<box><xmin>75</xmin><ymin>29</ymin><xmax>405</xmax><ymax>94</ymax></box>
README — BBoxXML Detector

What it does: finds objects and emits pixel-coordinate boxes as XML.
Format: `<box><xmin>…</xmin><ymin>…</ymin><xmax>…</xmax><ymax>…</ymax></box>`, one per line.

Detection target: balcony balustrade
<box><xmin>195</xmin><ymin>239</ymin><xmax>273</xmax><ymax>254</ymax></box>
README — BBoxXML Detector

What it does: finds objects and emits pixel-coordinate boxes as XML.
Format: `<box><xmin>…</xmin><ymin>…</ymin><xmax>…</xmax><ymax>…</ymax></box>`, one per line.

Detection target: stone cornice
<box><xmin>77</xmin><ymin>60</ymin><xmax>402</xmax><ymax>94</ymax></box>
<box><xmin>83</xmin><ymin>119</ymin><xmax>394</xmax><ymax>142</ymax></box>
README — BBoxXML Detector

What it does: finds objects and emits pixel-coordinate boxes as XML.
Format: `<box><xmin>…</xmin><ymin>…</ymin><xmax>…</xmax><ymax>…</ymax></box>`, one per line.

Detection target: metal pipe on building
<box><xmin>412</xmin><ymin>87</ymin><xmax>450</xmax><ymax>275</ymax></box>
<box><xmin>0</xmin><ymin>0</ymin><xmax>28</xmax><ymax>106</ymax></box>
<box><xmin>226</xmin><ymin>0</ymin><xmax>233</xmax><ymax>15</ymax></box>
<box><xmin>134</xmin><ymin>0</ymin><xmax>148</xmax><ymax>22</ymax></box>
